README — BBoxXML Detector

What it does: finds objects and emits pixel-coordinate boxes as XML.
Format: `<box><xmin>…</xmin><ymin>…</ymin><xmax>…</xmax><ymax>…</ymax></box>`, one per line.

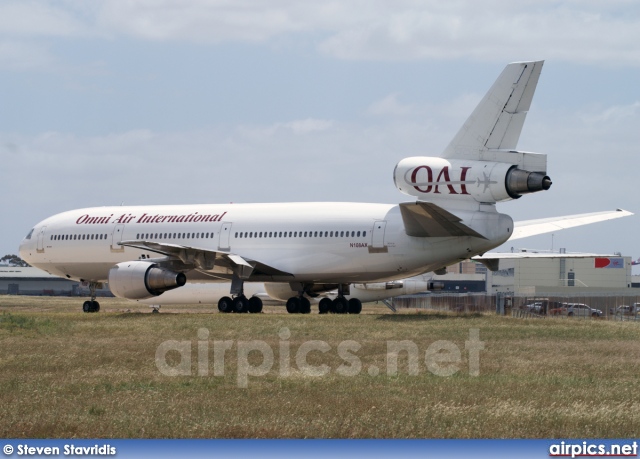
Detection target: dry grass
<box><xmin>1</xmin><ymin>295</ymin><xmax>639</xmax><ymax>438</ymax></box>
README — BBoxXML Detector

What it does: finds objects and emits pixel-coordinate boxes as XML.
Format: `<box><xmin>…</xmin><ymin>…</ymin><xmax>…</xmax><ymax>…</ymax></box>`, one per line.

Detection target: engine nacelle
<box><xmin>393</xmin><ymin>156</ymin><xmax>551</xmax><ymax>203</ymax></box>
<box><xmin>108</xmin><ymin>261</ymin><xmax>187</xmax><ymax>300</ymax></box>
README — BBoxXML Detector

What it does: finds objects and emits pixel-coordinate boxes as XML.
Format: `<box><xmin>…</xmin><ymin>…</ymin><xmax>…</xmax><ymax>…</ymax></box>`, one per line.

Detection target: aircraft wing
<box><xmin>510</xmin><ymin>209</ymin><xmax>633</xmax><ymax>241</ymax></box>
<box><xmin>118</xmin><ymin>240</ymin><xmax>293</xmax><ymax>279</ymax></box>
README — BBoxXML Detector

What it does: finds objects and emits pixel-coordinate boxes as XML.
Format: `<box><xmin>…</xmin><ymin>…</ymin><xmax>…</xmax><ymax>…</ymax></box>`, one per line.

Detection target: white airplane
<box><xmin>19</xmin><ymin>61</ymin><xmax>632</xmax><ymax>315</ymax></box>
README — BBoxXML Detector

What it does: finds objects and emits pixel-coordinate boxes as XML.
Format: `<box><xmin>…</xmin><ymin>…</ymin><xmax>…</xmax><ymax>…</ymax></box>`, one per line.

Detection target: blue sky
<box><xmin>1</xmin><ymin>1</ymin><xmax>638</xmax><ymax>272</ymax></box>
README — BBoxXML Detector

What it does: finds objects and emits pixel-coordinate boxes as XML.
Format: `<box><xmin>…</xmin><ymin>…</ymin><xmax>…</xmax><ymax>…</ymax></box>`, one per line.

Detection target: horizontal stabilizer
<box><xmin>510</xmin><ymin>209</ymin><xmax>633</xmax><ymax>240</ymax></box>
<box><xmin>399</xmin><ymin>201</ymin><xmax>486</xmax><ymax>239</ymax></box>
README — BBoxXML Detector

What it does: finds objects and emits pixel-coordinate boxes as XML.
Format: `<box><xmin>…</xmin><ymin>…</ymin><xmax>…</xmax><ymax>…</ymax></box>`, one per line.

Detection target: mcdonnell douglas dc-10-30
<box><xmin>19</xmin><ymin>61</ymin><xmax>632</xmax><ymax>314</ymax></box>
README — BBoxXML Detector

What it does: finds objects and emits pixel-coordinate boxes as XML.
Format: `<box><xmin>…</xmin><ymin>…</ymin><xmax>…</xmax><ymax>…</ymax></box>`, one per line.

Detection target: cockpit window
<box><xmin>25</xmin><ymin>229</ymin><xmax>34</xmax><ymax>240</ymax></box>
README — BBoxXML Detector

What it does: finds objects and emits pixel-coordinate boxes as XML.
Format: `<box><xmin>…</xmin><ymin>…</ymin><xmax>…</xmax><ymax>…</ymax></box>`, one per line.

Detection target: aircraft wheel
<box><xmin>82</xmin><ymin>301</ymin><xmax>91</xmax><ymax>313</ymax></box>
<box><xmin>233</xmin><ymin>296</ymin><xmax>250</xmax><ymax>313</ymax></box>
<box><xmin>218</xmin><ymin>296</ymin><xmax>234</xmax><ymax>313</ymax></box>
<box><xmin>249</xmin><ymin>296</ymin><xmax>263</xmax><ymax>313</ymax></box>
<box><xmin>91</xmin><ymin>301</ymin><xmax>100</xmax><ymax>313</ymax></box>
<box><xmin>332</xmin><ymin>297</ymin><xmax>349</xmax><ymax>314</ymax></box>
<box><xmin>151</xmin><ymin>309</ymin><xmax>159</xmax><ymax>314</ymax></box>
<box><xmin>318</xmin><ymin>298</ymin><xmax>332</xmax><ymax>314</ymax></box>
<box><xmin>286</xmin><ymin>297</ymin><xmax>300</xmax><ymax>314</ymax></box>
<box><xmin>300</xmin><ymin>297</ymin><xmax>311</xmax><ymax>314</ymax></box>
<box><xmin>348</xmin><ymin>298</ymin><xmax>362</xmax><ymax>314</ymax></box>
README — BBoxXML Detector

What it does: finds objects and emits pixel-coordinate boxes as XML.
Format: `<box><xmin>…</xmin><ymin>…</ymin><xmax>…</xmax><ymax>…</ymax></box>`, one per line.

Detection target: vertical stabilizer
<box><xmin>441</xmin><ymin>61</ymin><xmax>544</xmax><ymax>160</ymax></box>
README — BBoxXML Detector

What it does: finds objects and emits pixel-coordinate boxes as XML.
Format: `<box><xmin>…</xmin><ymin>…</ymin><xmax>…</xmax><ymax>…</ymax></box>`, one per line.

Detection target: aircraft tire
<box><xmin>300</xmin><ymin>297</ymin><xmax>311</xmax><ymax>314</ymax></box>
<box><xmin>249</xmin><ymin>296</ymin><xmax>263</xmax><ymax>313</ymax></box>
<box><xmin>82</xmin><ymin>301</ymin><xmax>91</xmax><ymax>313</ymax></box>
<box><xmin>348</xmin><ymin>298</ymin><xmax>362</xmax><ymax>314</ymax></box>
<box><xmin>234</xmin><ymin>296</ymin><xmax>250</xmax><ymax>313</ymax></box>
<box><xmin>332</xmin><ymin>297</ymin><xmax>349</xmax><ymax>314</ymax></box>
<box><xmin>91</xmin><ymin>301</ymin><xmax>100</xmax><ymax>313</ymax></box>
<box><xmin>318</xmin><ymin>298</ymin><xmax>332</xmax><ymax>314</ymax></box>
<box><xmin>286</xmin><ymin>297</ymin><xmax>300</xmax><ymax>314</ymax></box>
<box><xmin>218</xmin><ymin>296</ymin><xmax>234</xmax><ymax>313</ymax></box>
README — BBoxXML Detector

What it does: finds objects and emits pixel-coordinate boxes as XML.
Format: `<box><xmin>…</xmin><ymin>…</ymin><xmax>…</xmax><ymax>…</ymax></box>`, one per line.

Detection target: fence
<box><xmin>392</xmin><ymin>292</ymin><xmax>640</xmax><ymax>321</ymax></box>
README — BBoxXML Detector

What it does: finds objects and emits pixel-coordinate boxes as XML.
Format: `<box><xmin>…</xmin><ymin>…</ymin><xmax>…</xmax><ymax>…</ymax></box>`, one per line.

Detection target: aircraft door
<box><xmin>111</xmin><ymin>224</ymin><xmax>125</xmax><ymax>252</ymax></box>
<box><xmin>219</xmin><ymin>222</ymin><xmax>232</xmax><ymax>251</ymax></box>
<box><xmin>370</xmin><ymin>221</ymin><xmax>388</xmax><ymax>253</ymax></box>
<box><xmin>37</xmin><ymin>226</ymin><xmax>47</xmax><ymax>253</ymax></box>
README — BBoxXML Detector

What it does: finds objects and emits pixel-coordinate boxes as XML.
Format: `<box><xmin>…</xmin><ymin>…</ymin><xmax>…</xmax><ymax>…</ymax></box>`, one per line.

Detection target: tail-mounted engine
<box><xmin>108</xmin><ymin>261</ymin><xmax>186</xmax><ymax>300</ymax></box>
<box><xmin>393</xmin><ymin>154</ymin><xmax>551</xmax><ymax>203</ymax></box>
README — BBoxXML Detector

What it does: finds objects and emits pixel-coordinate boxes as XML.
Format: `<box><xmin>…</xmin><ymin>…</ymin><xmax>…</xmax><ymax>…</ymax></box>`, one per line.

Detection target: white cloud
<box><xmin>367</xmin><ymin>93</ymin><xmax>416</xmax><ymax>117</ymax></box>
<box><xmin>0</xmin><ymin>1</ymin><xmax>90</xmax><ymax>37</ymax></box>
<box><xmin>580</xmin><ymin>101</ymin><xmax>640</xmax><ymax>124</ymax></box>
<box><xmin>1</xmin><ymin>1</ymin><xmax>639</xmax><ymax>65</ymax></box>
<box><xmin>0</xmin><ymin>40</ymin><xmax>55</xmax><ymax>70</ymax></box>
<box><xmin>318</xmin><ymin>2</ymin><xmax>640</xmax><ymax>64</ymax></box>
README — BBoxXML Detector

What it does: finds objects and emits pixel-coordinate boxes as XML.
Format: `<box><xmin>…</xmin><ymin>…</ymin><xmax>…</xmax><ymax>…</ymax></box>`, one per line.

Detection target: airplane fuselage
<box><xmin>19</xmin><ymin>202</ymin><xmax>510</xmax><ymax>286</ymax></box>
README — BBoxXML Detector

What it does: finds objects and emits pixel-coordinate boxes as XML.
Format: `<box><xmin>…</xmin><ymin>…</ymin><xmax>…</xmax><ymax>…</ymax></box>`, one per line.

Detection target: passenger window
<box><xmin>357</xmin><ymin>231</ymin><xmax>361</xmax><ymax>237</ymax></box>
<box><xmin>363</xmin><ymin>231</ymin><xmax>367</xmax><ymax>237</ymax></box>
<box><xmin>340</xmin><ymin>231</ymin><xmax>344</xmax><ymax>237</ymax></box>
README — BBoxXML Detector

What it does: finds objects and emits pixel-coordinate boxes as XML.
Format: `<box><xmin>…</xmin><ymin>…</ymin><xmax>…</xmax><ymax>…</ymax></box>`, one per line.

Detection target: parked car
<box><xmin>524</xmin><ymin>302</ymin><xmax>543</xmax><ymax>314</ymax></box>
<box><xmin>565</xmin><ymin>303</ymin><xmax>603</xmax><ymax>317</ymax></box>
<box><xmin>615</xmin><ymin>303</ymin><xmax>640</xmax><ymax>316</ymax></box>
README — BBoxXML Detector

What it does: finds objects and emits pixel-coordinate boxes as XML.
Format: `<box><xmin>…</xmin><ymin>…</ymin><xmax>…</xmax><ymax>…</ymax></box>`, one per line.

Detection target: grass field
<box><xmin>1</xmin><ymin>295</ymin><xmax>639</xmax><ymax>438</ymax></box>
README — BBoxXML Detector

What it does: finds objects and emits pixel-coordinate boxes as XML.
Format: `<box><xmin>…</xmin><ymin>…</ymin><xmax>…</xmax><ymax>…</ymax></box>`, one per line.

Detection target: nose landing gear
<box><xmin>82</xmin><ymin>282</ymin><xmax>101</xmax><ymax>313</ymax></box>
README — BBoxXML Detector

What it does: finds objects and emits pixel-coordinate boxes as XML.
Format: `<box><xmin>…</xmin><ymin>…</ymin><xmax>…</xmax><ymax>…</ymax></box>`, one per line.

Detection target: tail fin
<box><xmin>442</xmin><ymin>60</ymin><xmax>544</xmax><ymax>160</ymax></box>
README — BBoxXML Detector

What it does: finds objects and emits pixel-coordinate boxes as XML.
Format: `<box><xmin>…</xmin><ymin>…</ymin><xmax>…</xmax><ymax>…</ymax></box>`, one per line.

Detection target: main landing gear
<box><xmin>82</xmin><ymin>282</ymin><xmax>101</xmax><ymax>313</ymax></box>
<box><xmin>286</xmin><ymin>283</ymin><xmax>362</xmax><ymax>314</ymax></box>
<box><xmin>217</xmin><ymin>295</ymin><xmax>263</xmax><ymax>313</ymax></box>
<box><xmin>289</xmin><ymin>285</ymin><xmax>362</xmax><ymax>315</ymax></box>
<box><xmin>285</xmin><ymin>296</ymin><xmax>312</xmax><ymax>314</ymax></box>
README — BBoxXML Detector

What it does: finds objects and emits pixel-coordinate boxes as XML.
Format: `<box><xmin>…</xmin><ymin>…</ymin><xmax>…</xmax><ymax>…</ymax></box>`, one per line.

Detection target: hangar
<box><xmin>0</xmin><ymin>266</ymin><xmax>112</xmax><ymax>296</ymax></box>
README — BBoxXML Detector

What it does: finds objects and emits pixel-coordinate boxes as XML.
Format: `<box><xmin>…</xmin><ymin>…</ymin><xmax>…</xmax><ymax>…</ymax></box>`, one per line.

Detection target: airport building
<box><xmin>485</xmin><ymin>253</ymin><xmax>633</xmax><ymax>295</ymax></box>
<box><xmin>0</xmin><ymin>266</ymin><xmax>112</xmax><ymax>296</ymax></box>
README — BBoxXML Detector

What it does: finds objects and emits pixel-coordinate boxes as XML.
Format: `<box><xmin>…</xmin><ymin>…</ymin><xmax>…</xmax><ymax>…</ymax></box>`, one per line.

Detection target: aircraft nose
<box><xmin>19</xmin><ymin>228</ymin><xmax>36</xmax><ymax>263</ymax></box>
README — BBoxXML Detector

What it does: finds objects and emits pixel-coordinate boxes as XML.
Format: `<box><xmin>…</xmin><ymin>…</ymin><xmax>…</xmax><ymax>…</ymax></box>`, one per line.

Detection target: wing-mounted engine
<box><xmin>393</xmin><ymin>154</ymin><xmax>551</xmax><ymax>204</ymax></box>
<box><xmin>108</xmin><ymin>261</ymin><xmax>186</xmax><ymax>300</ymax></box>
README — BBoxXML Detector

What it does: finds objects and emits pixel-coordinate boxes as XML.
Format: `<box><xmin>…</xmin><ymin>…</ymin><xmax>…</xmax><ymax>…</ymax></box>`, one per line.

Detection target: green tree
<box><xmin>0</xmin><ymin>254</ymin><xmax>30</xmax><ymax>267</ymax></box>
